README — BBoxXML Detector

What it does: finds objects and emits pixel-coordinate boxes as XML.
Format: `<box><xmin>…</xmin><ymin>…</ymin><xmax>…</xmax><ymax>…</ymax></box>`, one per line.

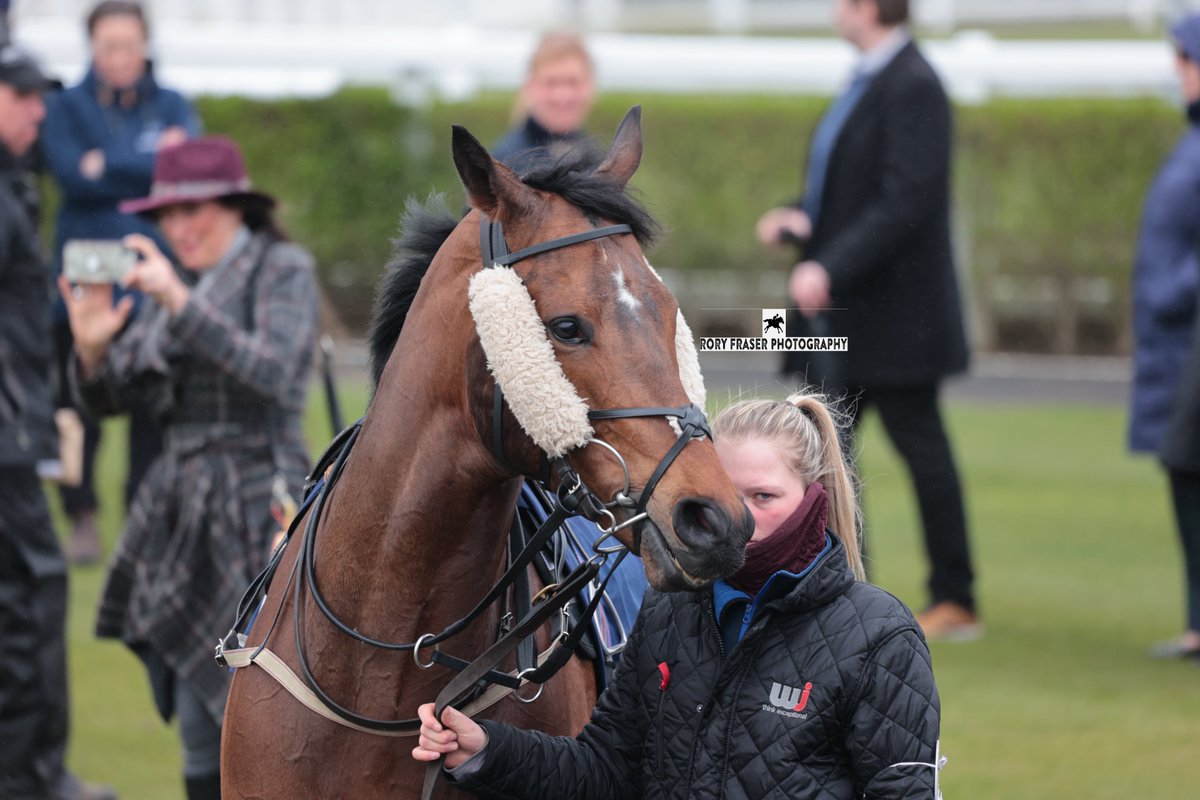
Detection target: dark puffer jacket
<box><xmin>453</xmin><ymin>539</ymin><xmax>940</xmax><ymax>799</ymax></box>
<box><xmin>0</xmin><ymin>145</ymin><xmax>56</xmax><ymax>467</ymax></box>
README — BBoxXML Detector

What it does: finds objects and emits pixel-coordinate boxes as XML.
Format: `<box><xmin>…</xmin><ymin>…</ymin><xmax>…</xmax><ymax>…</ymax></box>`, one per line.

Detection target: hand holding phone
<box><xmin>122</xmin><ymin>234</ymin><xmax>190</xmax><ymax>314</ymax></box>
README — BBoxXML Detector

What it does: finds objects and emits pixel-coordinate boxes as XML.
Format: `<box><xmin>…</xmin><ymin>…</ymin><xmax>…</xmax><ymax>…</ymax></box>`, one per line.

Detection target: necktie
<box><xmin>801</xmin><ymin>72</ymin><xmax>872</xmax><ymax>225</ymax></box>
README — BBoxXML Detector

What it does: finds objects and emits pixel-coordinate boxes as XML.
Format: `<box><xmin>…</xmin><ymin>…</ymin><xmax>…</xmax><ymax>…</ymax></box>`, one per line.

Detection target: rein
<box><xmin>216</xmin><ymin>213</ymin><xmax>714</xmax><ymax>799</ymax></box>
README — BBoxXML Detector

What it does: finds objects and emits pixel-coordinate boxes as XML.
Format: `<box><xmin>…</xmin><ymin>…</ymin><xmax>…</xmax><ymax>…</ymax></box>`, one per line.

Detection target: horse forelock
<box><xmin>515</xmin><ymin>146</ymin><xmax>661</xmax><ymax>247</ymax></box>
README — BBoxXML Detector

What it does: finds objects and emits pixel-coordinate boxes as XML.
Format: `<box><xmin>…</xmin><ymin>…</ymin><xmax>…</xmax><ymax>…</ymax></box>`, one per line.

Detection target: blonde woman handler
<box><xmin>414</xmin><ymin>393</ymin><xmax>940</xmax><ymax>799</ymax></box>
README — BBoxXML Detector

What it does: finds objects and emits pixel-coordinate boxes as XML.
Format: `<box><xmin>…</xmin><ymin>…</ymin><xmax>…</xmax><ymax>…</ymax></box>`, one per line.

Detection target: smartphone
<box><xmin>63</xmin><ymin>240</ymin><xmax>137</xmax><ymax>284</ymax></box>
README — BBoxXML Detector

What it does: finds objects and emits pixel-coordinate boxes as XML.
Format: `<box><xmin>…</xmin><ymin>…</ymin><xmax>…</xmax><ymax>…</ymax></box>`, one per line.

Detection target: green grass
<box><xmin>55</xmin><ymin>387</ymin><xmax>1199</xmax><ymax>798</ymax></box>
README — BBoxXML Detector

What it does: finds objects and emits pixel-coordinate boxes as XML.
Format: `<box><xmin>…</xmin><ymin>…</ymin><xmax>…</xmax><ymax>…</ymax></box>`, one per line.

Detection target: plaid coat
<box><xmin>76</xmin><ymin>230</ymin><xmax>316</xmax><ymax>724</ymax></box>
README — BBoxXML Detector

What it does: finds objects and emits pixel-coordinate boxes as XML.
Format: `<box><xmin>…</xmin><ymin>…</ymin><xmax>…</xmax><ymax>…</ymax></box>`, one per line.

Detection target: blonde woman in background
<box><xmin>492</xmin><ymin>31</ymin><xmax>596</xmax><ymax>169</ymax></box>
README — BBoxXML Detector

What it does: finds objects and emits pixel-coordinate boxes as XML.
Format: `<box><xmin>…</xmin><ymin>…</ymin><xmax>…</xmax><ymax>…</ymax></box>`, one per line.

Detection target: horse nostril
<box><xmin>672</xmin><ymin>498</ymin><xmax>730</xmax><ymax>548</ymax></box>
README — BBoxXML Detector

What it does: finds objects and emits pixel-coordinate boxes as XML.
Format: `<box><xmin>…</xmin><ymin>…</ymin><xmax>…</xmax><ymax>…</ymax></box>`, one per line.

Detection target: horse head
<box><xmin>453</xmin><ymin>107</ymin><xmax>753</xmax><ymax>591</ymax></box>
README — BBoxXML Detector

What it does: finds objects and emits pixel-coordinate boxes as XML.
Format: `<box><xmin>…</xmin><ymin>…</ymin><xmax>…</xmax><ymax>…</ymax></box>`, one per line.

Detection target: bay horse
<box><xmin>220</xmin><ymin>108</ymin><xmax>753</xmax><ymax>799</ymax></box>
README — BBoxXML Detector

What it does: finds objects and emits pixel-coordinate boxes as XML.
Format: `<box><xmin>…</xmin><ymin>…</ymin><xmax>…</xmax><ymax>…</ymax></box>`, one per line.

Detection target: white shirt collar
<box><xmin>855</xmin><ymin>26</ymin><xmax>911</xmax><ymax>78</ymax></box>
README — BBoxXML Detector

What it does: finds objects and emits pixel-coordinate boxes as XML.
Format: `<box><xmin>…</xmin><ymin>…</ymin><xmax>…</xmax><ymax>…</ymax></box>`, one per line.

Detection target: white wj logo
<box><xmin>769</xmin><ymin>681</ymin><xmax>813</xmax><ymax>712</ymax></box>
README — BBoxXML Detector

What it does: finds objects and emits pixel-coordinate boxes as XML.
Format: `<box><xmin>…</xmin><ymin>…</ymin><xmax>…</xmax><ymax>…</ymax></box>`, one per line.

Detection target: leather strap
<box><xmin>491</xmin><ymin>224</ymin><xmax>632</xmax><ymax>268</ymax></box>
<box><xmin>222</xmin><ymin>644</ymin><xmax>558</xmax><ymax>739</ymax></box>
<box><xmin>421</xmin><ymin>558</ymin><xmax>602</xmax><ymax>800</ymax></box>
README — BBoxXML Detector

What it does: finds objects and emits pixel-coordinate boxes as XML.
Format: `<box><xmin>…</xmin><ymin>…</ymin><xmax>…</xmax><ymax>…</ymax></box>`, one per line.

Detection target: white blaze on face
<box><xmin>641</xmin><ymin>257</ymin><xmax>708</xmax><ymax>412</ymax></box>
<box><xmin>613</xmin><ymin>266</ymin><xmax>642</xmax><ymax>313</ymax></box>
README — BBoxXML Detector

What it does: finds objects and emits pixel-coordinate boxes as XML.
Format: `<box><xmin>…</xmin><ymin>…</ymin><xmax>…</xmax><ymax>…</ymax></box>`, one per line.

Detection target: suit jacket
<box><xmin>788</xmin><ymin>41</ymin><xmax>968</xmax><ymax>389</ymax></box>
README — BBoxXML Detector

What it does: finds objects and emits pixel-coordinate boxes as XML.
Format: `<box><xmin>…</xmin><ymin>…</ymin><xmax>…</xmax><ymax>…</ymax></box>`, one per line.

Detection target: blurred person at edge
<box><xmin>755</xmin><ymin>0</ymin><xmax>977</xmax><ymax>643</ymax></box>
<box><xmin>1131</xmin><ymin>14</ymin><xmax>1200</xmax><ymax>662</ymax></box>
<box><xmin>0</xmin><ymin>43</ymin><xmax>118</xmax><ymax>800</ymax></box>
<box><xmin>59</xmin><ymin>136</ymin><xmax>317</xmax><ymax>800</ymax></box>
<box><xmin>40</xmin><ymin>0</ymin><xmax>200</xmax><ymax>566</ymax></box>
<box><xmin>491</xmin><ymin>31</ymin><xmax>596</xmax><ymax>169</ymax></box>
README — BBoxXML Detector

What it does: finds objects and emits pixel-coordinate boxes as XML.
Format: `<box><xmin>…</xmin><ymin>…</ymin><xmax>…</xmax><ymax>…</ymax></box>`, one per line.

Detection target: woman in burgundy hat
<box><xmin>58</xmin><ymin>135</ymin><xmax>317</xmax><ymax>800</ymax></box>
<box><xmin>414</xmin><ymin>392</ymin><xmax>943</xmax><ymax>799</ymax></box>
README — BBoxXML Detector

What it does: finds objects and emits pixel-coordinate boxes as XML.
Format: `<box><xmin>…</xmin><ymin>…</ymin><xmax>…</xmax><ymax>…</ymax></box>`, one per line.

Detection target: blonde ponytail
<box><xmin>712</xmin><ymin>392</ymin><xmax>865</xmax><ymax>580</ymax></box>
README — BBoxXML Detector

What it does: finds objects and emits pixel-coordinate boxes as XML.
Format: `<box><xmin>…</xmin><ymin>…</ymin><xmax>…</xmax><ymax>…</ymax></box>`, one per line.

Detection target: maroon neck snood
<box><xmin>727</xmin><ymin>480</ymin><xmax>829</xmax><ymax>597</ymax></box>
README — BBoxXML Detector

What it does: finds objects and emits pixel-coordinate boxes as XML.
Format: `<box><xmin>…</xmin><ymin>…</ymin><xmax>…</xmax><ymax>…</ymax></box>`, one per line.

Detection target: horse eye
<box><xmin>548</xmin><ymin>316</ymin><xmax>588</xmax><ymax>344</ymax></box>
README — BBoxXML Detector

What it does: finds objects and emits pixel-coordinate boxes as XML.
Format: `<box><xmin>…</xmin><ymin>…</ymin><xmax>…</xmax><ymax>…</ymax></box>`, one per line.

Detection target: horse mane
<box><xmin>367</xmin><ymin>148</ymin><xmax>662</xmax><ymax>390</ymax></box>
<box><xmin>368</xmin><ymin>196</ymin><xmax>461</xmax><ymax>389</ymax></box>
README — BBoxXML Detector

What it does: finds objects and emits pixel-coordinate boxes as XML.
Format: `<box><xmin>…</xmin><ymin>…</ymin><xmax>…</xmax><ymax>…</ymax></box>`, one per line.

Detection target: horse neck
<box><xmin>309</xmin><ymin>270</ymin><xmax>518</xmax><ymax>658</ymax></box>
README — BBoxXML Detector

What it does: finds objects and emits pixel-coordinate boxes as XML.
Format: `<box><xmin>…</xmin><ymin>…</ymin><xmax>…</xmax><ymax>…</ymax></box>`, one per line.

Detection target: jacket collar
<box><xmin>855</xmin><ymin>26</ymin><xmax>912</xmax><ymax>79</ymax></box>
<box><xmin>83</xmin><ymin>62</ymin><xmax>159</xmax><ymax>109</ymax></box>
<box><xmin>702</xmin><ymin>535</ymin><xmax>855</xmax><ymax>617</ymax></box>
<box><xmin>755</xmin><ymin>535</ymin><xmax>855</xmax><ymax>614</ymax></box>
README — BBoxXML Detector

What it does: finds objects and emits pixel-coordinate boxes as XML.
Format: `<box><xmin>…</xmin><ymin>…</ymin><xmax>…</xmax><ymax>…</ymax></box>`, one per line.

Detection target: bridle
<box><xmin>479</xmin><ymin>214</ymin><xmax>713</xmax><ymax>554</ymax></box>
<box><xmin>215</xmin><ymin>212</ymin><xmax>715</xmax><ymax>798</ymax></box>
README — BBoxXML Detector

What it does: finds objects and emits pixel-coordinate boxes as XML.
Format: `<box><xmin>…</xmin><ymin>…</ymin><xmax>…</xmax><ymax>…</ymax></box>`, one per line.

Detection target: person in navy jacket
<box><xmin>1131</xmin><ymin>13</ymin><xmax>1200</xmax><ymax>662</ymax></box>
<box><xmin>40</xmin><ymin>0</ymin><xmax>199</xmax><ymax>564</ymax></box>
<box><xmin>491</xmin><ymin>31</ymin><xmax>596</xmax><ymax>171</ymax></box>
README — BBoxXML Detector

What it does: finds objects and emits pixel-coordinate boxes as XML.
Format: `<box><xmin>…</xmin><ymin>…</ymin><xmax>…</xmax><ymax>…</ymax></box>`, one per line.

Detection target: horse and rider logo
<box><xmin>766</xmin><ymin>680</ymin><xmax>813</xmax><ymax>718</ymax></box>
<box><xmin>762</xmin><ymin>308</ymin><xmax>787</xmax><ymax>339</ymax></box>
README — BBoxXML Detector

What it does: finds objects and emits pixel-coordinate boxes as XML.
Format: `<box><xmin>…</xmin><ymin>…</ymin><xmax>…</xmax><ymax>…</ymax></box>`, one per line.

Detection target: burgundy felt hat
<box><xmin>120</xmin><ymin>135</ymin><xmax>276</xmax><ymax>216</ymax></box>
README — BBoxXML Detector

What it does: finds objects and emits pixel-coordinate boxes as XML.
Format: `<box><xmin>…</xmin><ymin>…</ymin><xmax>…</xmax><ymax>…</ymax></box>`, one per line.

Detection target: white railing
<box><xmin>10</xmin><ymin>15</ymin><xmax>1181</xmax><ymax>102</ymax></box>
<box><xmin>11</xmin><ymin>0</ymin><xmax>1200</xmax><ymax>33</ymax></box>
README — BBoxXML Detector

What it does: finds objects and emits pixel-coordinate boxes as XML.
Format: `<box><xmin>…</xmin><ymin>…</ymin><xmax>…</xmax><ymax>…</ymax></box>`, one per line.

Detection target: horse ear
<box><xmin>594</xmin><ymin>106</ymin><xmax>643</xmax><ymax>188</ymax></box>
<box><xmin>451</xmin><ymin>125</ymin><xmax>530</xmax><ymax>217</ymax></box>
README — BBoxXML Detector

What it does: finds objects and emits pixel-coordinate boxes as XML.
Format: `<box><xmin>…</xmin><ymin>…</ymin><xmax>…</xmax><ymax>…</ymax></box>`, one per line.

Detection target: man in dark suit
<box><xmin>756</xmin><ymin>0</ymin><xmax>979</xmax><ymax>641</ymax></box>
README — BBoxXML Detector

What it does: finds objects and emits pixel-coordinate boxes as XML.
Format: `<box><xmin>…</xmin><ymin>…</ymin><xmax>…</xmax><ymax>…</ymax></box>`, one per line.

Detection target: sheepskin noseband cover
<box><xmin>467</xmin><ymin>266</ymin><xmax>709</xmax><ymax>458</ymax></box>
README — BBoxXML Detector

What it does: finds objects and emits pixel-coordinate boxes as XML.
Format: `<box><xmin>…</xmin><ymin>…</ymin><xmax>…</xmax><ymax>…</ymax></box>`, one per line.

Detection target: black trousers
<box><xmin>1167</xmin><ymin>469</ymin><xmax>1200</xmax><ymax>632</ymax></box>
<box><xmin>846</xmin><ymin>384</ymin><xmax>976</xmax><ymax>612</ymax></box>
<box><xmin>53</xmin><ymin>320</ymin><xmax>162</xmax><ymax>513</ymax></box>
<box><xmin>0</xmin><ymin>468</ymin><xmax>69</xmax><ymax>796</ymax></box>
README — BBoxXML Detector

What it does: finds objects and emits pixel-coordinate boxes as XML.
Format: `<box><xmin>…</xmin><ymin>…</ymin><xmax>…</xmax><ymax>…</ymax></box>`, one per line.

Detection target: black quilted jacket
<box><xmin>453</xmin><ymin>539</ymin><xmax>940</xmax><ymax>799</ymax></box>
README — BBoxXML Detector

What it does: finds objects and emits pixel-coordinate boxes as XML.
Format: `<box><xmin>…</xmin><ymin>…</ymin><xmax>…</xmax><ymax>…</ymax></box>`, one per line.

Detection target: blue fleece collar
<box><xmin>713</xmin><ymin>533</ymin><xmax>834</xmax><ymax>643</ymax></box>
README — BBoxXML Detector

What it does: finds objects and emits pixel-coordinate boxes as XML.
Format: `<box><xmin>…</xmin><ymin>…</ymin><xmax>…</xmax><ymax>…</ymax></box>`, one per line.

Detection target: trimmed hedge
<box><xmin>157</xmin><ymin>90</ymin><xmax>1187</xmax><ymax>349</ymax></box>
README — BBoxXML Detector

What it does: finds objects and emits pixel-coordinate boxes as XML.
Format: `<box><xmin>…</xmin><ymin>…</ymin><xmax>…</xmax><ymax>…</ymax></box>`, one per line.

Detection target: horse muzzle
<box><xmin>637</xmin><ymin>499</ymin><xmax>752</xmax><ymax>591</ymax></box>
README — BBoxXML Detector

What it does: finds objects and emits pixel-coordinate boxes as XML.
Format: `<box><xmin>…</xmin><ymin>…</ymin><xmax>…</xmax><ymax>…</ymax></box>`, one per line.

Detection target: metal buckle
<box><xmin>557</xmin><ymin>607</ymin><xmax>572</xmax><ymax>645</ymax></box>
<box><xmin>513</xmin><ymin>668</ymin><xmax>545</xmax><ymax>704</ymax></box>
<box><xmin>531</xmin><ymin>583</ymin><xmax>559</xmax><ymax>605</ymax></box>
<box><xmin>413</xmin><ymin>633</ymin><xmax>438</xmax><ymax>670</ymax></box>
